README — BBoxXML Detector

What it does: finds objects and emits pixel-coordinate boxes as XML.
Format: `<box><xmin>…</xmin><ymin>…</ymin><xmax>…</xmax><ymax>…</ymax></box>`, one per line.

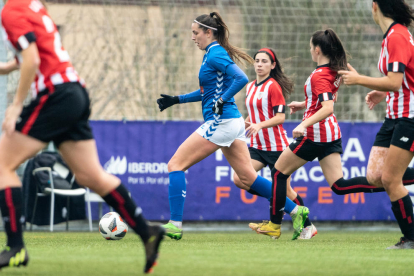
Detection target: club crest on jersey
<box><xmin>257</xmin><ymin>92</ymin><xmax>264</xmax><ymax>100</ymax></box>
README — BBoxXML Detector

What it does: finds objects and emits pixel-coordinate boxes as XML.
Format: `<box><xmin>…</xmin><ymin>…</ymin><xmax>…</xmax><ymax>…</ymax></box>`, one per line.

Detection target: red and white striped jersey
<box><xmin>378</xmin><ymin>23</ymin><xmax>414</xmax><ymax>119</ymax></box>
<box><xmin>303</xmin><ymin>65</ymin><xmax>341</xmax><ymax>142</ymax></box>
<box><xmin>245</xmin><ymin>77</ymin><xmax>289</xmax><ymax>151</ymax></box>
<box><xmin>1</xmin><ymin>0</ymin><xmax>83</xmax><ymax>95</ymax></box>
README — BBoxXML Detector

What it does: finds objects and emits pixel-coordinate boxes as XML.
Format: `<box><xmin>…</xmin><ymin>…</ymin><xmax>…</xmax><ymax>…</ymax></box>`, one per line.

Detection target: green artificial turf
<box><xmin>0</xmin><ymin>231</ymin><xmax>411</xmax><ymax>276</ymax></box>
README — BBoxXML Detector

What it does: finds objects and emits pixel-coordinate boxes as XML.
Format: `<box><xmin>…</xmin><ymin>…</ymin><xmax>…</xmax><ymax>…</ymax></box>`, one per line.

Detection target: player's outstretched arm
<box><xmin>0</xmin><ymin>59</ymin><xmax>19</xmax><ymax>75</ymax></box>
<box><xmin>157</xmin><ymin>90</ymin><xmax>202</xmax><ymax>112</ymax></box>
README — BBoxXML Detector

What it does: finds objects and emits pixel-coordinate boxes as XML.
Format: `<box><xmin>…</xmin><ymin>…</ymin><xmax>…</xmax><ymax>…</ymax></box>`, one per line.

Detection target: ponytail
<box><xmin>254</xmin><ymin>48</ymin><xmax>294</xmax><ymax>99</ymax></box>
<box><xmin>374</xmin><ymin>0</ymin><xmax>414</xmax><ymax>27</ymax></box>
<box><xmin>311</xmin><ymin>29</ymin><xmax>348</xmax><ymax>72</ymax></box>
<box><xmin>194</xmin><ymin>12</ymin><xmax>254</xmax><ymax>67</ymax></box>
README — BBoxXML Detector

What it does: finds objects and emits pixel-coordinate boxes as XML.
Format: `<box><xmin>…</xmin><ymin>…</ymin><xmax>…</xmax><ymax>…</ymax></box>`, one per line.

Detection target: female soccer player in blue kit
<box><xmin>157</xmin><ymin>12</ymin><xmax>309</xmax><ymax>240</ymax></box>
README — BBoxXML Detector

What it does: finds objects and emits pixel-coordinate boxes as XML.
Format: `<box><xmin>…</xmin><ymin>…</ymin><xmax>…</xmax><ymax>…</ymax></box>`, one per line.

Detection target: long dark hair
<box><xmin>311</xmin><ymin>29</ymin><xmax>347</xmax><ymax>72</ymax></box>
<box><xmin>194</xmin><ymin>12</ymin><xmax>254</xmax><ymax>67</ymax></box>
<box><xmin>374</xmin><ymin>0</ymin><xmax>414</xmax><ymax>27</ymax></box>
<box><xmin>254</xmin><ymin>48</ymin><xmax>294</xmax><ymax>99</ymax></box>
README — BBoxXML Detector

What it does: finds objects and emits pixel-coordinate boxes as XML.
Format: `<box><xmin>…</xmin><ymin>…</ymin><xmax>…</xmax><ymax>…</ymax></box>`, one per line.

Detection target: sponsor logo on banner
<box><xmin>104</xmin><ymin>156</ymin><xmax>127</xmax><ymax>175</ymax></box>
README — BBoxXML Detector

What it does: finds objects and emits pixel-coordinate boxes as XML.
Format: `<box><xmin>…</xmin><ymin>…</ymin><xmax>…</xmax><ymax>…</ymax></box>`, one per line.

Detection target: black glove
<box><xmin>157</xmin><ymin>94</ymin><xmax>179</xmax><ymax>112</ymax></box>
<box><xmin>212</xmin><ymin>98</ymin><xmax>225</xmax><ymax>115</ymax></box>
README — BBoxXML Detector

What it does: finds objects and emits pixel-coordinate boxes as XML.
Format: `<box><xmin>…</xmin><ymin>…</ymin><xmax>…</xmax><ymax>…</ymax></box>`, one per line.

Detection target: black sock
<box><xmin>331</xmin><ymin>177</ymin><xmax>385</xmax><ymax>195</ymax></box>
<box><xmin>270</xmin><ymin>168</ymin><xmax>288</xmax><ymax>224</ymax></box>
<box><xmin>293</xmin><ymin>194</ymin><xmax>312</xmax><ymax>228</ymax></box>
<box><xmin>103</xmin><ymin>184</ymin><xmax>149</xmax><ymax>242</ymax></box>
<box><xmin>403</xmin><ymin>167</ymin><xmax>414</xmax><ymax>186</ymax></box>
<box><xmin>0</xmin><ymin>188</ymin><xmax>24</xmax><ymax>248</ymax></box>
<box><xmin>247</xmin><ymin>188</ymin><xmax>261</xmax><ymax>196</ymax></box>
<box><xmin>391</xmin><ymin>194</ymin><xmax>414</xmax><ymax>241</ymax></box>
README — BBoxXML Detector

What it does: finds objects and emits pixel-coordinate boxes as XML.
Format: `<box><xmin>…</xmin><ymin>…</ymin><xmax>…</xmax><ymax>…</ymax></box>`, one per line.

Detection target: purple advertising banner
<box><xmin>89</xmin><ymin>121</ymin><xmax>414</xmax><ymax>221</ymax></box>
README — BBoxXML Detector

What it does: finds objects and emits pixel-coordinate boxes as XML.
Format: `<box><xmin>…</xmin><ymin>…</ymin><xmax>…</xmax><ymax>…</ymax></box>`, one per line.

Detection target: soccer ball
<box><xmin>99</xmin><ymin>212</ymin><xmax>128</xmax><ymax>240</ymax></box>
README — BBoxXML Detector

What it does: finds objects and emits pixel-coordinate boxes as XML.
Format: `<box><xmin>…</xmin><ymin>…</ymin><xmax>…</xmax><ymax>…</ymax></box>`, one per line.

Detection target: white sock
<box><xmin>290</xmin><ymin>205</ymin><xmax>298</xmax><ymax>216</ymax></box>
<box><xmin>170</xmin><ymin>220</ymin><xmax>182</xmax><ymax>229</ymax></box>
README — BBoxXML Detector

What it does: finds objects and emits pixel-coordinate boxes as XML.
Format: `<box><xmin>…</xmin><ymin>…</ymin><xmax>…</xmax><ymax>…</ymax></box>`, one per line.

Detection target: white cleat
<box><xmin>298</xmin><ymin>224</ymin><xmax>317</xmax><ymax>240</ymax></box>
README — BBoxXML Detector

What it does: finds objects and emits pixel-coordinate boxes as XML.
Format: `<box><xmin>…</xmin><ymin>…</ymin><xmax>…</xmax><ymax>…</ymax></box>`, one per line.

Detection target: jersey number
<box><xmin>42</xmin><ymin>15</ymin><xmax>70</xmax><ymax>62</ymax></box>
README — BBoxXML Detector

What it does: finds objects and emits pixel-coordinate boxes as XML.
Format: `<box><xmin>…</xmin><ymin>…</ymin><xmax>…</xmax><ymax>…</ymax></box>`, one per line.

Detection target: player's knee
<box><xmin>330</xmin><ymin>178</ymin><xmax>346</xmax><ymax>195</ymax></box>
<box><xmin>233</xmin><ymin>173</ymin><xmax>244</xmax><ymax>189</ymax></box>
<box><xmin>167</xmin><ymin>158</ymin><xmax>184</xmax><ymax>172</ymax></box>
<box><xmin>381</xmin><ymin>174</ymin><xmax>394</xmax><ymax>191</ymax></box>
<box><xmin>366</xmin><ymin>171</ymin><xmax>382</xmax><ymax>186</ymax></box>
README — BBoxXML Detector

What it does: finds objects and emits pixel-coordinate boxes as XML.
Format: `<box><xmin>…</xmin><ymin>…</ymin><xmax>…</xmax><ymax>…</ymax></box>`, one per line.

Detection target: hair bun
<box><xmin>210</xmin><ymin>12</ymin><xmax>215</xmax><ymax>17</ymax></box>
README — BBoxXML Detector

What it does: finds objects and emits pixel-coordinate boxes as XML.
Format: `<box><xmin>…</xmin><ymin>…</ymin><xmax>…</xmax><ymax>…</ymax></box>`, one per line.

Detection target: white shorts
<box><xmin>196</xmin><ymin>117</ymin><xmax>245</xmax><ymax>147</ymax></box>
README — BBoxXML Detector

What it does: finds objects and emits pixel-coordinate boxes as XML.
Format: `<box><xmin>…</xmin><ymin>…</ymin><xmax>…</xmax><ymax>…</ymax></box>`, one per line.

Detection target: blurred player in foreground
<box><xmin>0</xmin><ymin>0</ymin><xmax>164</xmax><ymax>272</ymax></box>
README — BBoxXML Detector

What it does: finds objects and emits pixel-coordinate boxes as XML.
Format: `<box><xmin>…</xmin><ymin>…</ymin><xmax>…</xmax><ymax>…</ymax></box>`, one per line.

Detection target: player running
<box><xmin>254</xmin><ymin>28</ymin><xmax>380</xmax><ymax>238</ymax></box>
<box><xmin>339</xmin><ymin>0</ymin><xmax>414</xmax><ymax>249</ymax></box>
<box><xmin>157</xmin><ymin>12</ymin><xmax>309</xmax><ymax>241</ymax></box>
<box><xmin>0</xmin><ymin>0</ymin><xmax>164</xmax><ymax>272</ymax></box>
<box><xmin>233</xmin><ymin>48</ymin><xmax>317</xmax><ymax>239</ymax></box>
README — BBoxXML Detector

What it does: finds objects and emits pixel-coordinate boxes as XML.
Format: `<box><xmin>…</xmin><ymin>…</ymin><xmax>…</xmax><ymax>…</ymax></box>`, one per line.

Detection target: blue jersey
<box><xmin>199</xmin><ymin>42</ymin><xmax>242</xmax><ymax>121</ymax></box>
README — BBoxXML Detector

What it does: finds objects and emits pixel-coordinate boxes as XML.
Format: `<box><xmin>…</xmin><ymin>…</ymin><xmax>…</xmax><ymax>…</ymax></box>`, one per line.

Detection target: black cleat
<box><xmin>144</xmin><ymin>224</ymin><xmax>165</xmax><ymax>274</ymax></box>
<box><xmin>0</xmin><ymin>246</ymin><xmax>29</xmax><ymax>269</ymax></box>
<box><xmin>386</xmin><ymin>237</ymin><xmax>414</xmax><ymax>249</ymax></box>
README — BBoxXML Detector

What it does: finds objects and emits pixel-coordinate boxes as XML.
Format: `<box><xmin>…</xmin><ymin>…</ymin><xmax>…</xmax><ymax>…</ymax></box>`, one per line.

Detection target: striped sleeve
<box><xmin>2</xmin><ymin>10</ymin><xmax>36</xmax><ymax>51</ymax></box>
<box><xmin>311</xmin><ymin>72</ymin><xmax>334</xmax><ymax>102</ymax></box>
<box><xmin>273</xmin><ymin>105</ymin><xmax>285</xmax><ymax>113</ymax></box>
<box><xmin>387</xmin><ymin>33</ymin><xmax>410</xmax><ymax>73</ymax></box>
<box><xmin>269</xmin><ymin>82</ymin><xmax>286</xmax><ymax>115</ymax></box>
<box><xmin>318</xmin><ymin>92</ymin><xmax>333</xmax><ymax>102</ymax></box>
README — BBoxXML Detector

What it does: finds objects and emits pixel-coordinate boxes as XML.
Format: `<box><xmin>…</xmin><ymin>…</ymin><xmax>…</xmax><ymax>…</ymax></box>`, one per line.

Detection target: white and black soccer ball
<box><xmin>99</xmin><ymin>212</ymin><xmax>128</xmax><ymax>240</ymax></box>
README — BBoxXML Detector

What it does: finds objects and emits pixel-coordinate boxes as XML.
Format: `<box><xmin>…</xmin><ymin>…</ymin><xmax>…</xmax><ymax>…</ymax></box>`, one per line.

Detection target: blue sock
<box><xmin>284</xmin><ymin>197</ymin><xmax>297</xmax><ymax>214</ymax></box>
<box><xmin>250</xmin><ymin>175</ymin><xmax>297</xmax><ymax>213</ymax></box>
<box><xmin>250</xmin><ymin>175</ymin><xmax>272</xmax><ymax>201</ymax></box>
<box><xmin>168</xmin><ymin>171</ymin><xmax>186</xmax><ymax>221</ymax></box>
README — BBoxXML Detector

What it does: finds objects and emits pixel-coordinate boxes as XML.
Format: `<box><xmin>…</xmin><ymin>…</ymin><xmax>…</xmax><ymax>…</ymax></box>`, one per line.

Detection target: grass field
<box><xmin>0</xmin><ymin>231</ymin><xmax>411</xmax><ymax>276</ymax></box>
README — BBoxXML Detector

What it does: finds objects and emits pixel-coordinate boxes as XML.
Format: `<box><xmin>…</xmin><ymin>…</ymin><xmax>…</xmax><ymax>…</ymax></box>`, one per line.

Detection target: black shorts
<box><xmin>16</xmin><ymin>82</ymin><xmax>94</xmax><ymax>147</ymax></box>
<box><xmin>289</xmin><ymin>136</ymin><xmax>343</xmax><ymax>161</ymax></box>
<box><xmin>249</xmin><ymin>147</ymin><xmax>282</xmax><ymax>170</ymax></box>
<box><xmin>373</xmin><ymin>117</ymin><xmax>414</xmax><ymax>152</ymax></box>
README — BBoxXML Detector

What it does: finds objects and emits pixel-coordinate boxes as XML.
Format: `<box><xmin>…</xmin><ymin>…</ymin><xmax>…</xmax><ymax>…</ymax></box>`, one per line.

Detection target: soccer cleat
<box><xmin>386</xmin><ymin>237</ymin><xmax>414</xmax><ymax>249</ymax></box>
<box><xmin>248</xmin><ymin>220</ymin><xmax>269</xmax><ymax>232</ymax></box>
<box><xmin>256</xmin><ymin>221</ymin><xmax>281</xmax><ymax>240</ymax></box>
<box><xmin>298</xmin><ymin>224</ymin><xmax>318</xmax><ymax>240</ymax></box>
<box><xmin>144</xmin><ymin>224</ymin><xmax>165</xmax><ymax>274</ymax></box>
<box><xmin>0</xmin><ymin>246</ymin><xmax>29</xmax><ymax>269</ymax></box>
<box><xmin>162</xmin><ymin>222</ymin><xmax>183</xmax><ymax>240</ymax></box>
<box><xmin>291</xmin><ymin>206</ymin><xmax>310</xmax><ymax>240</ymax></box>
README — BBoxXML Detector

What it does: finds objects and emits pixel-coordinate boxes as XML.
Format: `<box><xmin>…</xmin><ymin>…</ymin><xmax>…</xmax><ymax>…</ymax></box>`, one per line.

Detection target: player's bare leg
<box><xmin>164</xmin><ymin>132</ymin><xmax>220</xmax><ymax>239</ymax></box>
<box><xmin>59</xmin><ymin>140</ymin><xmax>164</xmax><ymax>273</ymax></box>
<box><xmin>0</xmin><ymin>132</ymin><xmax>46</xmax><ymax>270</ymax></box>
<box><xmin>381</xmin><ymin>146</ymin><xmax>414</xmax><ymax>249</ymax></box>
<box><xmin>366</xmin><ymin>146</ymin><xmax>388</xmax><ymax>187</ymax></box>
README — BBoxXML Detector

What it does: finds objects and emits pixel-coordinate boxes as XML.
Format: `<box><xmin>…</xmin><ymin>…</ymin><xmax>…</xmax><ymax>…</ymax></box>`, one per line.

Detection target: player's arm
<box><xmin>246</xmin><ymin>113</ymin><xmax>285</xmax><ymax>138</ymax></box>
<box><xmin>157</xmin><ymin>90</ymin><xmax>202</xmax><ymax>112</ymax></box>
<box><xmin>204</xmin><ymin>48</ymin><xmax>248</xmax><ymax>113</ymax></box>
<box><xmin>3</xmin><ymin>43</ymin><xmax>40</xmax><ymax>135</ymax></box>
<box><xmin>292</xmin><ymin>100</ymin><xmax>333</xmax><ymax>138</ymax></box>
<box><xmin>287</xmin><ymin>101</ymin><xmax>306</xmax><ymax>114</ymax></box>
<box><xmin>339</xmin><ymin>64</ymin><xmax>403</xmax><ymax>92</ymax></box>
<box><xmin>0</xmin><ymin>59</ymin><xmax>19</xmax><ymax>75</ymax></box>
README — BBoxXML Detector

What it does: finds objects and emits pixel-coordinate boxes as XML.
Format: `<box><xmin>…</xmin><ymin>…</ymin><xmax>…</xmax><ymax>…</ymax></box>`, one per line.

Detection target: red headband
<box><xmin>258</xmin><ymin>48</ymin><xmax>275</xmax><ymax>62</ymax></box>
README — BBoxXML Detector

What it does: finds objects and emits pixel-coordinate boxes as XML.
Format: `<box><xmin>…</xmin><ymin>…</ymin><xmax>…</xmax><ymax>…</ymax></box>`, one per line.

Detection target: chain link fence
<box><xmin>3</xmin><ymin>0</ymin><xmax>414</xmax><ymax>121</ymax></box>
